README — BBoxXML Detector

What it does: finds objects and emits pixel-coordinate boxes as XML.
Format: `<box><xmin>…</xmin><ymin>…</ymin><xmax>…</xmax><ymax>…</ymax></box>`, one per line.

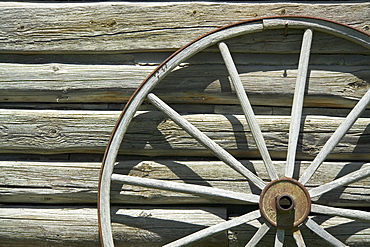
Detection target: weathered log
<box><xmin>0</xmin><ymin>62</ymin><xmax>369</xmax><ymax>108</ymax></box>
<box><xmin>1</xmin><ymin>160</ymin><xmax>369</xmax><ymax>206</ymax></box>
<box><xmin>0</xmin><ymin>206</ymin><xmax>368</xmax><ymax>247</ymax></box>
<box><xmin>0</xmin><ymin>2</ymin><xmax>368</xmax><ymax>53</ymax></box>
<box><xmin>0</xmin><ymin>206</ymin><xmax>227</xmax><ymax>247</ymax></box>
<box><xmin>0</xmin><ymin>110</ymin><xmax>369</xmax><ymax>160</ymax></box>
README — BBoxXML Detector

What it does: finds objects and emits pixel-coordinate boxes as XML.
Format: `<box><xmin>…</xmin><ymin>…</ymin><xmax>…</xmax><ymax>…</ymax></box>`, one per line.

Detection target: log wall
<box><xmin>0</xmin><ymin>1</ymin><xmax>369</xmax><ymax>246</ymax></box>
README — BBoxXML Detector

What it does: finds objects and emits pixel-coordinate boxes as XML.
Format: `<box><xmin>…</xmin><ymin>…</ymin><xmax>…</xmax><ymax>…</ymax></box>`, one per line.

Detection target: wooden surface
<box><xmin>1</xmin><ymin>46</ymin><xmax>369</xmax><ymax>108</ymax></box>
<box><xmin>2</xmin><ymin>205</ymin><xmax>368</xmax><ymax>247</ymax></box>
<box><xmin>0</xmin><ymin>206</ymin><xmax>227</xmax><ymax>247</ymax></box>
<box><xmin>1</xmin><ymin>160</ymin><xmax>369</xmax><ymax>207</ymax></box>
<box><xmin>0</xmin><ymin>1</ymin><xmax>369</xmax><ymax>246</ymax></box>
<box><xmin>0</xmin><ymin>2</ymin><xmax>368</xmax><ymax>53</ymax></box>
<box><xmin>0</xmin><ymin>110</ymin><xmax>369</xmax><ymax>160</ymax></box>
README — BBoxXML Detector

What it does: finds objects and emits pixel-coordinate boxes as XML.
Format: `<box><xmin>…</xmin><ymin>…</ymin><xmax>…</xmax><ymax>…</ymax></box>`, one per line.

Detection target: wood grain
<box><xmin>0</xmin><ymin>110</ymin><xmax>369</xmax><ymax>160</ymax></box>
<box><xmin>0</xmin><ymin>2</ymin><xmax>368</xmax><ymax>53</ymax></box>
<box><xmin>0</xmin><ymin>206</ymin><xmax>227</xmax><ymax>247</ymax></box>
<box><xmin>1</xmin><ymin>160</ymin><xmax>369</xmax><ymax>206</ymax></box>
<box><xmin>0</xmin><ymin>205</ymin><xmax>368</xmax><ymax>246</ymax></box>
<box><xmin>1</xmin><ymin>62</ymin><xmax>368</xmax><ymax>108</ymax></box>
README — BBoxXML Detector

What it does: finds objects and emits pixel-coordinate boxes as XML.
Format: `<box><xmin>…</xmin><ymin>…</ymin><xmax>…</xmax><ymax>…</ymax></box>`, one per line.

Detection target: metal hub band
<box><xmin>259</xmin><ymin>178</ymin><xmax>311</xmax><ymax>229</ymax></box>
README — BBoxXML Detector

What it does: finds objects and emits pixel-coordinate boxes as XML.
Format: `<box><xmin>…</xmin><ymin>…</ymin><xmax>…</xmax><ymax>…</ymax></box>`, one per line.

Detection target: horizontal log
<box><xmin>1</xmin><ymin>160</ymin><xmax>369</xmax><ymax>206</ymax></box>
<box><xmin>0</xmin><ymin>62</ymin><xmax>369</xmax><ymax>108</ymax></box>
<box><xmin>0</xmin><ymin>206</ymin><xmax>227</xmax><ymax>247</ymax></box>
<box><xmin>0</xmin><ymin>206</ymin><xmax>368</xmax><ymax>246</ymax></box>
<box><xmin>0</xmin><ymin>110</ymin><xmax>369</xmax><ymax>160</ymax></box>
<box><xmin>0</xmin><ymin>2</ymin><xmax>368</xmax><ymax>53</ymax></box>
<box><xmin>229</xmin><ymin>215</ymin><xmax>370</xmax><ymax>247</ymax></box>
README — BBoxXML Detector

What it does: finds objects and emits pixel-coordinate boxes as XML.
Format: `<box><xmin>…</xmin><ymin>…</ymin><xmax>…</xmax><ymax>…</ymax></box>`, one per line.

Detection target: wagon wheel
<box><xmin>98</xmin><ymin>16</ymin><xmax>370</xmax><ymax>246</ymax></box>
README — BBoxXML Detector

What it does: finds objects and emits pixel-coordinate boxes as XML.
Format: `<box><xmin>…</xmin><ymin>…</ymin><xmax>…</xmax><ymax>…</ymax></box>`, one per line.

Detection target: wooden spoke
<box><xmin>275</xmin><ymin>228</ymin><xmax>285</xmax><ymax>247</ymax></box>
<box><xmin>299</xmin><ymin>88</ymin><xmax>370</xmax><ymax>185</ymax></box>
<box><xmin>163</xmin><ymin>210</ymin><xmax>261</xmax><ymax>247</ymax></box>
<box><xmin>147</xmin><ymin>93</ymin><xmax>266</xmax><ymax>190</ymax></box>
<box><xmin>285</xmin><ymin>28</ymin><xmax>313</xmax><ymax>178</ymax></box>
<box><xmin>292</xmin><ymin>229</ymin><xmax>306</xmax><ymax>247</ymax></box>
<box><xmin>309</xmin><ymin>165</ymin><xmax>370</xmax><ymax>198</ymax></box>
<box><xmin>218</xmin><ymin>42</ymin><xmax>279</xmax><ymax>181</ymax></box>
<box><xmin>245</xmin><ymin>223</ymin><xmax>271</xmax><ymax>247</ymax></box>
<box><xmin>304</xmin><ymin>218</ymin><xmax>348</xmax><ymax>247</ymax></box>
<box><xmin>311</xmin><ymin>204</ymin><xmax>370</xmax><ymax>222</ymax></box>
<box><xmin>97</xmin><ymin>17</ymin><xmax>370</xmax><ymax>247</ymax></box>
<box><xmin>111</xmin><ymin>174</ymin><xmax>259</xmax><ymax>204</ymax></box>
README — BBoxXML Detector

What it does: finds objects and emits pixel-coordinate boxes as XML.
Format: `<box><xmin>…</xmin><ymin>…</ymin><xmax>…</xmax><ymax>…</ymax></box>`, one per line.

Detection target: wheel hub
<box><xmin>259</xmin><ymin>178</ymin><xmax>311</xmax><ymax>229</ymax></box>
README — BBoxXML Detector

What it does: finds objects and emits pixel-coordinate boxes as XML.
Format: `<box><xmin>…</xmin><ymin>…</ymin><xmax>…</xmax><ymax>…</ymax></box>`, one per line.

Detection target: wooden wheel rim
<box><xmin>98</xmin><ymin>16</ymin><xmax>370</xmax><ymax>247</ymax></box>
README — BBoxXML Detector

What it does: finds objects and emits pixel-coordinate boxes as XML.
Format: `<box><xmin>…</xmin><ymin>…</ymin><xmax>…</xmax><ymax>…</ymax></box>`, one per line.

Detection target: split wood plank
<box><xmin>229</xmin><ymin>215</ymin><xmax>370</xmax><ymax>247</ymax></box>
<box><xmin>0</xmin><ymin>110</ymin><xmax>369</xmax><ymax>160</ymax></box>
<box><xmin>0</xmin><ymin>2</ymin><xmax>369</xmax><ymax>53</ymax></box>
<box><xmin>0</xmin><ymin>63</ymin><xmax>369</xmax><ymax>108</ymax></box>
<box><xmin>1</xmin><ymin>160</ymin><xmax>369</xmax><ymax>206</ymax></box>
<box><xmin>0</xmin><ymin>206</ymin><xmax>227</xmax><ymax>247</ymax></box>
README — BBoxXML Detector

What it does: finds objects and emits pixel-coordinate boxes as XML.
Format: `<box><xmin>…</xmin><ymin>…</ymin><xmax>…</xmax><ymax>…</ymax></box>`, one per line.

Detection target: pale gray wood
<box><xmin>0</xmin><ymin>206</ymin><xmax>227</xmax><ymax>247</ymax></box>
<box><xmin>99</xmin><ymin>172</ymin><xmax>114</xmax><ymax>247</ymax></box>
<box><xmin>0</xmin><ymin>63</ymin><xmax>369</xmax><ymax>108</ymax></box>
<box><xmin>285</xmin><ymin>28</ymin><xmax>313</xmax><ymax>178</ymax></box>
<box><xmin>0</xmin><ymin>109</ymin><xmax>117</xmax><ymax>154</ymax></box>
<box><xmin>2</xmin><ymin>160</ymin><xmax>369</xmax><ymax>206</ymax></box>
<box><xmin>311</xmin><ymin>204</ymin><xmax>370</xmax><ymax>222</ymax></box>
<box><xmin>111</xmin><ymin>173</ymin><xmax>259</xmax><ymax>204</ymax></box>
<box><xmin>304</xmin><ymin>218</ymin><xmax>348</xmax><ymax>247</ymax></box>
<box><xmin>309</xmin><ymin>166</ymin><xmax>370</xmax><ymax>198</ymax></box>
<box><xmin>147</xmin><ymin>93</ymin><xmax>266</xmax><ymax>190</ymax></box>
<box><xmin>0</xmin><ymin>110</ymin><xmax>369</xmax><ymax>160</ymax></box>
<box><xmin>299</xmin><ymin>88</ymin><xmax>370</xmax><ymax>185</ymax></box>
<box><xmin>275</xmin><ymin>229</ymin><xmax>285</xmax><ymax>247</ymax></box>
<box><xmin>292</xmin><ymin>229</ymin><xmax>306</xmax><ymax>247</ymax></box>
<box><xmin>163</xmin><ymin>210</ymin><xmax>261</xmax><ymax>247</ymax></box>
<box><xmin>245</xmin><ymin>223</ymin><xmax>271</xmax><ymax>247</ymax></box>
<box><xmin>219</xmin><ymin>41</ymin><xmax>278</xmax><ymax>181</ymax></box>
<box><xmin>0</xmin><ymin>110</ymin><xmax>369</xmax><ymax>162</ymax></box>
<box><xmin>0</xmin><ymin>2</ymin><xmax>368</xmax><ymax>53</ymax></box>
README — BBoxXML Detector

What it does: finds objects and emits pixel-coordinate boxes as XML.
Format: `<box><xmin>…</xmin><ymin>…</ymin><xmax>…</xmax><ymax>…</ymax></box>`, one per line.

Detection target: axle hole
<box><xmin>277</xmin><ymin>195</ymin><xmax>294</xmax><ymax>211</ymax></box>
